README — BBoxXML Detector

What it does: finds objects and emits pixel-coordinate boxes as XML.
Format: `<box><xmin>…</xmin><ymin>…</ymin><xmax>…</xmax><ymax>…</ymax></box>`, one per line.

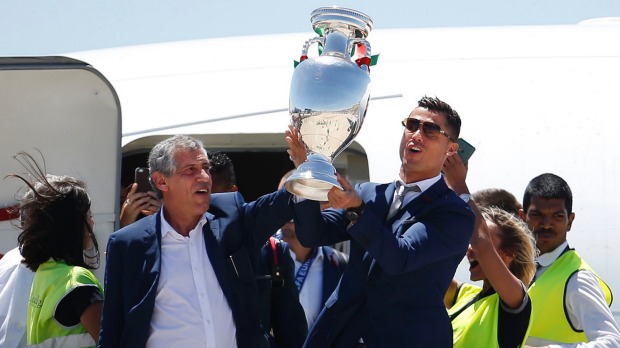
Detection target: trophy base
<box><xmin>284</xmin><ymin>154</ymin><xmax>343</xmax><ymax>201</ymax></box>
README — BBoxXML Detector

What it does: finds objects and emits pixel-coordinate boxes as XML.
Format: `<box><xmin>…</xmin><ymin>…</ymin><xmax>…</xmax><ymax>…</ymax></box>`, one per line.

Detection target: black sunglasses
<box><xmin>401</xmin><ymin>118</ymin><xmax>453</xmax><ymax>141</ymax></box>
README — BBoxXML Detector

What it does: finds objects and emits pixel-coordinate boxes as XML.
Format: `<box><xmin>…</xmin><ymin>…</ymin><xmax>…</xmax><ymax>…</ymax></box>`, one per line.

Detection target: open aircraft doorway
<box><xmin>121</xmin><ymin>134</ymin><xmax>370</xmax><ymax>203</ymax></box>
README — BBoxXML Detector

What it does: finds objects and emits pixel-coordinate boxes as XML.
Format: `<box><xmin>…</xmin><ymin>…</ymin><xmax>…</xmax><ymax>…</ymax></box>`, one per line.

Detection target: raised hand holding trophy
<box><xmin>285</xmin><ymin>6</ymin><xmax>374</xmax><ymax>201</ymax></box>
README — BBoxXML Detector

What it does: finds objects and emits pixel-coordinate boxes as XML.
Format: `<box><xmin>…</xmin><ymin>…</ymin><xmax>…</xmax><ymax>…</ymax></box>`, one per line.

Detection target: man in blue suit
<box><xmin>287</xmin><ymin>96</ymin><xmax>475</xmax><ymax>347</ymax></box>
<box><xmin>277</xmin><ymin>220</ymin><xmax>348</xmax><ymax>330</ymax></box>
<box><xmin>98</xmin><ymin>135</ymin><xmax>299</xmax><ymax>348</ymax></box>
<box><xmin>208</xmin><ymin>150</ymin><xmax>308</xmax><ymax>348</ymax></box>
<box><xmin>275</xmin><ymin>169</ymin><xmax>348</xmax><ymax>331</ymax></box>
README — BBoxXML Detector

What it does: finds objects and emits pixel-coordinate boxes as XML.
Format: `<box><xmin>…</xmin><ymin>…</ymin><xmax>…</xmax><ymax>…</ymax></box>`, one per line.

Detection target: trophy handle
<box><xmin>349</xmin><ymin>39</ymin><xmax>372</xmax><ymax>72</ymax></box>
<box><xmin>299</xmin><ymin>36</ymin><xmax>325</xmax><ymax>62</ymax></box>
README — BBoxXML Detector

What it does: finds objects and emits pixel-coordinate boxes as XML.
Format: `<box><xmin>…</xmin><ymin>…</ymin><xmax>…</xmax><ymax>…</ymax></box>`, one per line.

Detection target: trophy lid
<box><xmin>311</xmin><ymin>6</ymin><xmax>373</xmax><ymax>39</ymax></box>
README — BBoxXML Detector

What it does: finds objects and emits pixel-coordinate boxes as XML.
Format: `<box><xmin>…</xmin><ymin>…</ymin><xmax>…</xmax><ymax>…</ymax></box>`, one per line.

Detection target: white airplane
<box><xmin>1</xmin><ymin>19</ymin><xmax>619</xmax><ymax>319</ymax></box>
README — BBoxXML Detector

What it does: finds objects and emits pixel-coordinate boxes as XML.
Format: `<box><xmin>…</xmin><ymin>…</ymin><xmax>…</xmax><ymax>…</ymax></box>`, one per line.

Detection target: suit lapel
<box><xmin>388</xmin><ymin>178</ymin><xmax>450</xmax><ymax>227</ymax></box>
<box><xmin>382</xmin><ymin>182</ymin><xmax>398</xmax><ymax>220</ymax></box>
<box><xmin>321</xmin><ymin>248</ymin><xmax>341</xmax><ymax>304</ymax></box>
<box><xmin>369</xmin><ymin>178</ymin><xmax>451</xmax><ymax>275</ymax></box>
<box><xmin>140</xmin><ymin>213</ymin><xmax>162</xmax><ymax>312</ymax></box>
<box><xmin>201</xmin><ymin>215</ymin><xmax>235</xmax><ymax>306</ymax></box>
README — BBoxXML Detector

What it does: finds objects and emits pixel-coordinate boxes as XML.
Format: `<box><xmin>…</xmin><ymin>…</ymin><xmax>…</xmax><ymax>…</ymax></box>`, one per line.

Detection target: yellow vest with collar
<box><xmin>449</xmin><ymin>283</ymin><xmax>531</xmax><ymax>348</ymax></box>
<box><xmin>27</xmin><ymin>259</ymin><xmax>102</xmax><ymax>348</ymax></box>
<box><xmin>528</xmin><ymin>250</ymin><xmax>613</xmax><ymax>343</ymax></box>
<box><xmin>453</xmin><ymin>282</ymin><xmax>481</xmax><ymax>304</ymax></box>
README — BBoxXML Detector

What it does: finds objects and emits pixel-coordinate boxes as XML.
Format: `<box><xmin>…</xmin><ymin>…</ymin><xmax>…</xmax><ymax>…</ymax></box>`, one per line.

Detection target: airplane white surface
<box><xmin>0</xmin><ymin>57</ymin><xmax>121</xmax><ymax>281</ymax></box>
<box><xmin>2</xmin><ymin>20</ymin><xmax>619</xmax><ymax>317</ymax></box>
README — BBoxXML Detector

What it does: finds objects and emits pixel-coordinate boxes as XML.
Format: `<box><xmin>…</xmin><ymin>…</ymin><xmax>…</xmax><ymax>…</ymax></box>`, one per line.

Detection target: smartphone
<box><xmin>456</xmin><ymin>138</ymin><xmax>476</xmax><ymax>166</ymax></box>
<box><xmin>134</xmin><ymin>167</ymin><xmax>151</xmax><ymax>193</ymax></box>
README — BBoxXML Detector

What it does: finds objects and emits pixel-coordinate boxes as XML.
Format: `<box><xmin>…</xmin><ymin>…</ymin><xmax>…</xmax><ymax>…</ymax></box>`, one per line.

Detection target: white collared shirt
<box><xmin>289</xmin><ymin>247</ymin><xmax>324</xmax><ymax>330</ymax></box>
<box><xmin>527</xmin><ymin>241</ymin><xmax>620</xmax><ymax>348</ymax></box>
<box><xmin>147</xmin><ymin>212</ymin><xmax>237</xmax><ymax>348</ymax></box>
<box><xmin>0</xmin><ymin>247</ymin><xmax>34</xmax><ymax>348</ymax></box>
<box><xmin>393</xmin><ymin>173</ymin><xmax>441</xmax><ymax>207</ymax></box>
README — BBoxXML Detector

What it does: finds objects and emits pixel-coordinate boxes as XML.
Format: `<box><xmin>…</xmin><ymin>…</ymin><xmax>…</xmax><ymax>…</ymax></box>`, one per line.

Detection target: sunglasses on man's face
<box><xmin>401</xmin><ymin>118</ymin><xmax>453</xmax><ymax>141</ymax></box>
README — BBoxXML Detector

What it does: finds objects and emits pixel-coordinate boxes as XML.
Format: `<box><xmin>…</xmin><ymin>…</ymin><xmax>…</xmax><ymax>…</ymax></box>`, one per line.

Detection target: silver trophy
<box><xmin>285</xmin><ymin>6</ymin><xmax>373</xmax><ymax>201</ymax></box>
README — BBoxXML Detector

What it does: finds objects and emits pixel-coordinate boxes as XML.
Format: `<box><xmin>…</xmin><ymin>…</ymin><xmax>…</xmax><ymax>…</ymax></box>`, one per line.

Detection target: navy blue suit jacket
<box><xmin>295</xmin><ymin>178</ymin><xmax>475</xmax><ymax>348</ymax></box>
<box><xmin>316</xmin><ymin>245</ymin><xmax>348</xmax><ymax>308</ymax></box>
<box><xmin>256</xmin><ymin>238</ymin><xmax>308</xmax><ymax>348</ymax></box>
<box><xmin>282</xmin><ymin>244</ymin><xmax>348</xmax><ymax>326</ymax></box>
<box><xmin>98</xmin><ymin>189</ymin><xmax>295</xmax><ymax>348</ymax></box>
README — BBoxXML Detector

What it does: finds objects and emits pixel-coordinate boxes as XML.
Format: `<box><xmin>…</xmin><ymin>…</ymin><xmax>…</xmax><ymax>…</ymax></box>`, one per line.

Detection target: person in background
<box><xmin>276</xmin><ymin>169</ymin><xmax>348</xmax><ymax>331</ymax></box>
<box><xmin>208</xmin><ymin>150</ymin><xmax>307</xmax><ymax>348</ymax></box>
<box><xmin>9</xmin><ymin>152</ymin><xmax>103</xmax><ymax>347</ymax></box>
<box><xmin>443</xmin><ymin>152</ymin><xmax>536</xmax><ymax>348</ymax></box>
<box><xmin>119</xmin><ymin>182</ymin><xmax>161</xmax><ymax>228</ymax></box>
<box><xmin>99</xmin><ymin>135</ymin><xmax>301</xmax><ymax>348</ymax></box>
<box><xmin>208</xmin><ymin>151</ymin><xmax>239</xmax><ymax>193</ymax></box>
<box><xmin>0</xmin><ymin>247</ymin><xmax>35</xmax><ymax>348</ymax></box>
<box><xmin>444</xmin><ymin>187</ymin><xmax>523</xmax><ymax>307</ymax></box>
<box><xmin>472</xmin><ymin>188</ymin><xmax>522</xmax><ymax>216</ymax></box>
<box><xmin>519</xmin><ymin>173</ymin><xmax>620</xmax><ymax>347</ymax></box>
<box><xmin>286</xmin><ymin>96</ymin><xmax>475</xmax><ymax>347</ymax></box>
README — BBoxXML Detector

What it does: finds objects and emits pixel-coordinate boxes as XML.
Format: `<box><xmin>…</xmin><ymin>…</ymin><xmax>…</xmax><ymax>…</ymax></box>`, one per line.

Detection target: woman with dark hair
<box><xmin>9</xmin><ymin>152</ymin><xmax>103</xmax><ymax>347</ymax></box>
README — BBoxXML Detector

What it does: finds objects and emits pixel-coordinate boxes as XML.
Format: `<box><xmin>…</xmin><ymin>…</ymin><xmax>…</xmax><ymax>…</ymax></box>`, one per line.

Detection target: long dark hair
<box><xmin>7</xmin><ymin>152</ymin><xmax>99</xmax><ymax>271</ymax></box>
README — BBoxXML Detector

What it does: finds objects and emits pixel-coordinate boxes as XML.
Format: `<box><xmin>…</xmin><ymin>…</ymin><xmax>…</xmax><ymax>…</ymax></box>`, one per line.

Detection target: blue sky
<box><xmin>1</xmin><ymin>0</ymin><xmax>619</xmax><ymax>56</ymax></box>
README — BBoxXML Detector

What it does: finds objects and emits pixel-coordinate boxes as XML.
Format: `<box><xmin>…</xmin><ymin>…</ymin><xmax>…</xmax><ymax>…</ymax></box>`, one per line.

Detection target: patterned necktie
<box><xmin>387</xmin><ymin>183</ymin><xmax>421</xmax><ymax>220</ymax></box>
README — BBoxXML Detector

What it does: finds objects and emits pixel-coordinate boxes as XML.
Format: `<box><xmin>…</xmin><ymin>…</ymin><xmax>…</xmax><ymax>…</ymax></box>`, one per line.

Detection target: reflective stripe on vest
<box><xmin>528</xmin><ymin>250</ymin><xmax>613</xmax><ymax>343</ymax></box>
<box><xmin>29</xmin><ymin>332</ymin><xmax>95</xmax><ymax>348</ymax></box>
<box><xmin>27</xmin><ymin>260</ymin><xmax>101</xmax><ymax>347</ymax></box>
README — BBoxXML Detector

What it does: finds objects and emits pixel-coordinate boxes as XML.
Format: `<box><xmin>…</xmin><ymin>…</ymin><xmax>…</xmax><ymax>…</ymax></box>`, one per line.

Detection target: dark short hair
<box><xmin>522</xmin><ymin>173</ymin><xmax>573</xmax><ymax>213</ymax></box>
<box><xmin>473</xmin><ymin>188</ymin><xmax>522</xmax><ymax>216</ymax></box>
<box><xmin>208</xmin><ymin>151</ymin><xmax>236</xmax><ymax>192</ymax></box>
<box><xmin>9</xmin><ymin>152</ymin><xmax>98</xmax><ymax>271</ymax></box>
<box><xmin>418</xmin><ymin>95</ymin><xmax>462</xmax><ymax>140</ymax></box>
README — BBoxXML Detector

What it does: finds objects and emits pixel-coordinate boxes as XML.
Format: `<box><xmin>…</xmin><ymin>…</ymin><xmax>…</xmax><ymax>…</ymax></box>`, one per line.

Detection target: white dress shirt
<box><xmin>147</xmin><ymin>212</ymin><xmax>237</xmax><ymax>348</ymax></box>
<box><xmin>527</xmin><ymin>241</ymin><xmax>620</xmax><ymax>348</ymax></box>
<box><xmin>391</xmin><ymin>174</ymin><xmax>441</xmax><ymax>208</ymax></box>
<box><xmin>290</xmin><ymin>247</ymin><xmax>324</xmax><ymax>330</ymax></box>
<box><xmin>0</xmin><ymin>248</ymin><xmax>34</xmax><ymax>348</ymax></box>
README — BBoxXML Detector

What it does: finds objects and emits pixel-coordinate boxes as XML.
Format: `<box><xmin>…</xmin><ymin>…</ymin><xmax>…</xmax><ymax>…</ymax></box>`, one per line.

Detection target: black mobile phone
<box><xmin>134</xmin><ymin>167</ymin><xmax>151</xmax><ymax>193</ymax></box>
<box><xmin>457</xmin><ymin>138</ymin><xmax>476</xmax><ymax>166</ymax></box>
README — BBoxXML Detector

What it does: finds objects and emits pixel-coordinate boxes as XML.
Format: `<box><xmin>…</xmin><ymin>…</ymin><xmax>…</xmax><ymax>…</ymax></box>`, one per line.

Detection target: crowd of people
<box><xmin>1</xmin><ymin>95</ymin><xmax>619</xmax><ymax>348</ymax></box>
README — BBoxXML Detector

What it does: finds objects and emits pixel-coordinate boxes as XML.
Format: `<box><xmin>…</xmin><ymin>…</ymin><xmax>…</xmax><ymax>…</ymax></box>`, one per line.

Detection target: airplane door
<box><xmin>0</xmin><ymin>57</ymin><xmax>121</xmax><ymax>280</ymax></box>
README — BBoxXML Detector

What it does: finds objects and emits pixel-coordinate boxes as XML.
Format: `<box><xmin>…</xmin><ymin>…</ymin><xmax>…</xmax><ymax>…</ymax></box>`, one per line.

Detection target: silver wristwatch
<box><xmin>459</xmin><ymin>193</ymin><xmax>472</xmax><ymax>203</ymax></box>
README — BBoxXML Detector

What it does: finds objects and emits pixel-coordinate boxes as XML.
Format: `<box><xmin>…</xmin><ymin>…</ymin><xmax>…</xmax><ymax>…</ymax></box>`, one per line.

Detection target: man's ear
<box><xmin>518</xmin><ymin>208</ymin><xmax>526</xmax><ymax>222</ymax></box>
<box><xmin>446</xmin><ymin>141</ymin><xmax>459</xmax><ymax>156</ymax></box>
<box><xmin>152</xmin><ymin>172</ymin><xmax>168</xmax><ymax>193</ymax></box>
<box><xmin>567</xmin><ymin>212</ymin><xmax>575</xmax><ymax>232</ymax></box>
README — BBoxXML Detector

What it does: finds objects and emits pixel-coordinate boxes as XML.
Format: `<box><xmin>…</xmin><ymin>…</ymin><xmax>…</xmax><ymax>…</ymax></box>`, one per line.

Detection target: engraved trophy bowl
<box><xmin>285</xmin><ymin>6</ymin><xmax>373</xmax><ymax>201</ymax></box>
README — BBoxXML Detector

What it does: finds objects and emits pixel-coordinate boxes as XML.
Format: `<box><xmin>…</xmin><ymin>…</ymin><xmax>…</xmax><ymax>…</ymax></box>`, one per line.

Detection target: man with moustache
<box><xmin>520</xmin><ymin>173</ymin><xmax>620</xmax><ymax>347</ymax></box>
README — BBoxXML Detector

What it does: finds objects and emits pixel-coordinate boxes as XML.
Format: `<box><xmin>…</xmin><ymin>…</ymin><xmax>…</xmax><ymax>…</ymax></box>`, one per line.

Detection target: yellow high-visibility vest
<box><xmin>528</xmin><ymin>250</ymin><xmax>613</xmax><ymax>343</ymax></box>
<box><xmin>27</xmin><ymin>259</ymin><xmax>102</xmax><ymax>348</ymax></box>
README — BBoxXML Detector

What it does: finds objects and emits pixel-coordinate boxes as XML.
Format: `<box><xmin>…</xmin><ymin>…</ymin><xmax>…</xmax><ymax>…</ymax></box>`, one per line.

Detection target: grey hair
<box><xmin>148</xmin><ymin>135</ymin><xmax>206</xmax><ymax>198</ymax></box>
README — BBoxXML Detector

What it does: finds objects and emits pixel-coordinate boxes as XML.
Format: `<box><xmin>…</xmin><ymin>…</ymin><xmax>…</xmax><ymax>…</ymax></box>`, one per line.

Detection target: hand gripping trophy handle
<box><xmin>285</xmin><ymin>6</ymin><xmax>374</xmax><ymax>201</ymax></box>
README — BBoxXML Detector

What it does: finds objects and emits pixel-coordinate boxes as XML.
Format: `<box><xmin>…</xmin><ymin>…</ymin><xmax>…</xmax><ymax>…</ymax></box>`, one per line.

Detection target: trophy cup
<box><xmin>285</xmin><ymin>6</ymin><xmax>374</xmax><ymax>201</ymax></box>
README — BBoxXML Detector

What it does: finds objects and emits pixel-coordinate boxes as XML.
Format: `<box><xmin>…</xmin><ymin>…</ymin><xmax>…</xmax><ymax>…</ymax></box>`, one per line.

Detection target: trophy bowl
<box><xmin>285</xmin><ymin>6</ymin><xmax>373</xmax><ymax>201</ymax></box>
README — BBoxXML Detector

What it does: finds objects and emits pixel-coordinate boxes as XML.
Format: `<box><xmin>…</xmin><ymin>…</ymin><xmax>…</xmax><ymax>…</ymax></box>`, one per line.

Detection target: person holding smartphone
<box><xmin>119</xmin><ymin>168</ymin><xmax>162</xmax><ymax>228</ymax></box>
